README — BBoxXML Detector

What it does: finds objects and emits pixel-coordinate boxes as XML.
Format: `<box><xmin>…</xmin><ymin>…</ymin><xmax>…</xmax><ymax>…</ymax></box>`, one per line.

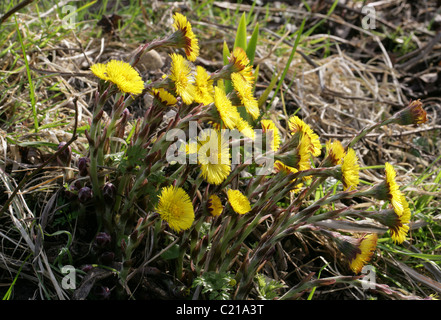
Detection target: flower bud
<box><xmin>78</xmin><ymin>186</ymin><xmax>93</xmax><ymax>203</ymax></box>
<box><xmin>78</xmin><ymin>157</ymin><xmax>90</xmax><ymax>177</ymax></box>
<box><xmin>95</xmin><ymin>232</ymin><xmax>111</xmax><ymax>248</ymax></box>
<box><xmin>393</xmin><ymin>99</ymin><xmax>427</xmax><ymax>125</ymax></box>
<box><xmin>102</xmin><ymin>182</ymin><xmax>116</xmax><ymax>203</ymax></box>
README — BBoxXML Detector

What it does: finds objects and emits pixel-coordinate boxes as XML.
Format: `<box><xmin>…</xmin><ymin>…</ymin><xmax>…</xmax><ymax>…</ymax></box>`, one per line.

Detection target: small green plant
<box><xmin>255</xmin><ymin>274</ymin><xmax>286</xmax><ymax>300</ymax></box>
<box><xmin>193</xmin><ymin>271</ymin><xmax>236</xmax><ymax>300</ymax></box>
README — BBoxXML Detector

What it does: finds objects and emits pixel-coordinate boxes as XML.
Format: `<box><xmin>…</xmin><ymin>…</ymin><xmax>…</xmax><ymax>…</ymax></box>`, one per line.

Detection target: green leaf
<box><xmin>234</xmin><ymin>12</ymin><xmax>247</xmax><ymax>51</ymax></box>
<box><xmin>222</xmin><ymin>40</ymin><xmax>230</xmax><ymax>65</ymax></box>
<box><xmin>160</xmin><ymin>243</ymin><xmax>180</xmax><ymax>260</ymax></box>
<box><xmin>246</xmin><ymin>23</ymin><xmax>259</xmax><ymax>65</ymax></box>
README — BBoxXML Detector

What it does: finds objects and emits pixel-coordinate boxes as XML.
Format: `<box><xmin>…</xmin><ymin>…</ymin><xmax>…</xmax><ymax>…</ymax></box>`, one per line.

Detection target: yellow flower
<box><xmin>393</xmin><ymin>99</ymin><xmax>427</xmax><ymax>125</ymax></box>
<box><xmin>384</xmin><ymin>162</ymin><xmax>404</xmax><ymax>216</ymax></box>
<box><xmin>288</xmin><ymin>116</ymin><xmax>321</xmax><ymax>157</ymax></box>
<box><xmin>231</xmin><ymin>72</ymin><xmax>259</xmax><ymax>120</ymax></box>
<box><xmin>324</xmin><ymin>139</ymin><xmax>345</xmax><ymax>166</ymax></box>
<box><xmin>274</xmin><ymin>160</ymin><xmax>303</xmax><ymax>193</ymax></box>
<box><xmin>227</xmin><ymin>189</ymin><xmax>251</xmax><ymax>215</ymax></box>
<box><xmin>341</xmin><ymin>148</ymin><xmax>360</xmax><ymax>191</ymax></box>
<box><xmin>214</xmin><ymin>86</ymin><xmax>241</xmax><ymax>129</ymax></box>
<box><xmin>90</xmin><ymin>63</ymin><xmax>109</xmax><ymax>81</ymax></box>
<box><xmin>235</xmin><ymin>116</ymin><xmax>255</xmax><ymax>140</ymax></box>
<box><xmin>197</xmin><ymin>129</ymin><xmax>231</xmax><ymax>185</ymax></box>
<box><xmin>327</xmin><ymin>231</ymin><xmax>378</xmax><ymax>274</ymax></box>
<box><xmin>91</xmin><ymin>60</ymin><xmax>145</xmax><ymax>95</ymax></box>
<box><xmin>229</xmin><ymin>47</ymin><xmax>254</xmax><ymax>84</ymax></box>
<box><xmin>151</xmin><ymin>88</ymin><xmax>177</xmax><ymax>106</ymax></box>
<box><xmin>194</xmin><ymin>66</ymin><xmax>214</xmax><ymax>105</ymax></box>
<box><xmin>169</xmin><ymin>53</ymin><xmax>195</xmax><ymax>105</ymax></box>
<box><xmin>207</xmin><ymin>194</ymin><xmax>223</xmax><ymax>217</ymax></box>
<box><xmin>172</xmin><ymin>12</ymin><xmax>199</xmax><ymax>62</ymax></box>
<box><xmin>349</xmin><ymin>234</ymin><xmax>378</xmax><ymax>274</ymax></box>
<box><xmin>156</xmin><ymin>186</ymin><xmax>195</xmax><ymax>232</ymax></box>
<box><xmin>297</xmin><ymin>134</ymin><xmax>313</xmax><ymax>172</ymax></box>
<box><xmin>261</xmin><ymin>119</ymin><xmax>281</xmax><ymax>151</ymax></box>
<box><xmin>389</xmin><ymin>194</ymin><xmax>411</xmax><ymax>244</ymax></box>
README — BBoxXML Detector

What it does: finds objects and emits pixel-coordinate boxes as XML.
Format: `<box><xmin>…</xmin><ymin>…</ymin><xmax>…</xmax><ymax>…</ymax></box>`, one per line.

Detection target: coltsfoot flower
<box><xmin>330</xmin><ymin>231</ymin><xmax>378</xmax><ymax>274</ymax></box>
<box><xmin>393</xmin><ymin>99</ymin><xmax>427</xmax><ymax>125</ymax></box>
<box><xmin>214</xmin><ymin>86</ymin><xmax>241</xmax><ymax>129</ymax></box>
<box><xmin>91</xmin><ymin>60</ymin><xmax>145</xmax><ymax>95</ymax></box>
<box><xmin>288</xmin><ymin>116</ymin><xmax>321</xmax><ymax>157</ymax></box>
<box><xmin>207</xmin><ymin>194</ymin><xmax>223</xmax><ymax>217</ymax></box>
<box><xmin>373</xmin><ymin>196</ymin><xmax>411</xmax><ymax>244</ymax></box>
<box><xmin>227</xmin><ymin>189</ymin><xmax>251</xmax><ymax>215</ymax></box>
<box><xmin>324</xmin><ymin>139</ymin><xmax>345</xmax><ymax>166</ymax></box>
<box><xmin>231</xmin><ymin>72</ymin><xmax>259</xmax><ymax>120</ymax></box>
<box><xmin>349</xmin><ymin>233</ymin><xmax>378</xmax><ymax>274</ymax></box>
<box><xmin>171</xmin><ymin>12</ymin><xmax>200</xmax><ymax>62</ymax></box>
<box><xmin>261</xmin><ymin>119</ymin><xmax>281</xmax><ymax>151</ymax></box>
<box><xmin>197</xmin><ymin>129</ymin><xmax>231</xmax><ymax>185</ymax></box>
<box><xmin>156</xmin><ymin>186</ymin><xmax>195</xmax><ymax>232</ymax></box>
<box><xmin>169</xmin><ymin>53</ymin><xmax>195</xmax><ymax>105</ymax></box>
<box><xmin>194</xmin><ymin>66</ymin><xmax>214</xmax><ymax>105</ymax></box>
<box><xmin>229</xmin><ymin>47</ymin><xmax>254</xmax><ymax>84</ymax></box>
<box><xmin>151</xmin><ymin>88</ymin><xmax>177</xmax><ymax>106</ymax></box>
<box><xmin>341</xmin><ymin>148</ymin><xmax>360</xmax><ymax>191</ymax></box>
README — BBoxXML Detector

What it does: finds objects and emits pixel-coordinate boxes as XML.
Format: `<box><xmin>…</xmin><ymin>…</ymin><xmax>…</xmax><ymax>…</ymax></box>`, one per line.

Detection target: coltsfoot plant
<box><xmin>58</xmin><ymin>12</ymin><xmax>428</xmax><ymax>299</ymax></box>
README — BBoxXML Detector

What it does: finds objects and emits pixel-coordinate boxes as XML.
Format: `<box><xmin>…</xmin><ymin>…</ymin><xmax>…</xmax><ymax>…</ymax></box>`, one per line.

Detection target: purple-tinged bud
<box><xmin>102</xmin><ymin>182</ymin><xmax>116</xmax><ymax>203</ymax></box>
<box><xmin>81</xmin><ymin>264</ymin><xmax>94</xmax><ymax>273</ymax></box>
<box><xmin>78</xmin><ymin>186</ymin><xmax>93</xmax><ymax>203</ymax></box>
<box><xmin>78</xmin><ymin>157</ymin><xmax>90</xmax><ymax>176</ymax></box>
<box><xmin>95</xmin><ymin>232</ymin><xmax>111</xmax><ymax>248</ymax></box>
<box><xmin>93</xmin><ymin>109</ymin><xmax>104</xmax><ymax>124</ymax></box>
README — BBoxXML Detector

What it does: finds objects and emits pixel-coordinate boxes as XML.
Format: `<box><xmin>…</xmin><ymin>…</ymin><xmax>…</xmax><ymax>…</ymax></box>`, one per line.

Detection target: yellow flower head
<box><xmin>228</xmin><ymin>47</ymin><xmax>254</xmax><ymax>84</ymax></box>
<box><xmin>384</xmin><ymin>162</ymin><xmax>404</xmax><ymax>216</ymax></box>
<box><xmin>274</xmin><ymin>160</ymin><xmax>303</xmax><ymax>193</ymax></box>
<box><xmin>231</xmin><ymin>72</ymin><xmax>259</xmax><ymax>120</ymax></box>
<box><xmin>156</xmin><ymin>186</ymin><xmax>195</xmax><ymax>232</ymax></box>
<box><xmin>151</xmin><ymin>88</ymin><xmax>178</xmax><ymax>106</ymax></box>
<box><xmin>329</xmin><ymin>231</ymin><xmax>378</xmax><ymax>274</ymax></box>
<box><xmin>297</xmin><ymin>134</ymin><xmax>313</xmax><ymax>172</ymax></box>
<box><xmin>90</xmin><ymin>63</ymin><xmax>108</xmax><ymax>81</ymax></box>
<box><xmin>169</xmin><ymin>53</ymin><xmax>195</xmax><ymax>105</ymax></box>
<box><xmin>194</xmin><ymin>66</ymin><xmax>214</xmax><ymax>105</ymax></box>
<box><xmin>261</xmin><ymin>119</ymin><xmax>281</xmax><ymax>151</ymax></box>
<box><xmin>389</xmin><ymin>194</ymin><xmax>411</xmax><ymax>244</ymax></box>
<box><xmin>197</xmin><ymin>129</ymin><xmax>231</xmax><ymax>185</ymax></box>
<box><xmin>227</xmin><ymin>189</ymin><xmax>251</xmax><ymax>215</ymax></box>
<box><xmin>172</xmin><ymin>12</ymin><xmax>199</xmax><ymax>62</ymax></box>
<box><xmin>341</xmin><ymin>148</ymin><xmax>360</xmax><ymax>191</ymax></box>
<box><xmin>349</xmin><ymin>233</ymin><xmax>378</xmax><ymax>274</ymax></box>
<box><xmin>394</xmin><ymin>99</ymin><xmax>427</xmax><ymax>125</ymax></box>
<box><xmin>91</xmin><ymin>60</ymin><xmax>145</xmax><ymax>95</ymax></box>
<box><xmin>214</xmin><ymin>86</ymin><xmax>241</xmax><ymax>129</ymax></box>
<box><xmin>207</xmin><ymin>194</ymin><xmax>223</xmax><ymax>217</ymax></box>
<box><xmin>288</xmin><ymin>116</ymin><xmax>321</xmax><ymax>157</ymax></box>
<box><xmin>235</xmin><ymin>116</ymin><xmax>255</xmax><ymax>140</ymax></box>
<box><xmin>325</xmin><ymin>139</ymin><xmax>345</xmax><ymax>166</ymax></box>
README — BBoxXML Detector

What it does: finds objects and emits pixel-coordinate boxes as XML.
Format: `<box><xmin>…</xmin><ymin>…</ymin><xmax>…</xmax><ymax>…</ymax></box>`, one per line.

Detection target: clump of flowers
<box><xmin>59</xmin><ymin>12</ymin><xmax>430</xmax><ymax>300</ymax></box>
